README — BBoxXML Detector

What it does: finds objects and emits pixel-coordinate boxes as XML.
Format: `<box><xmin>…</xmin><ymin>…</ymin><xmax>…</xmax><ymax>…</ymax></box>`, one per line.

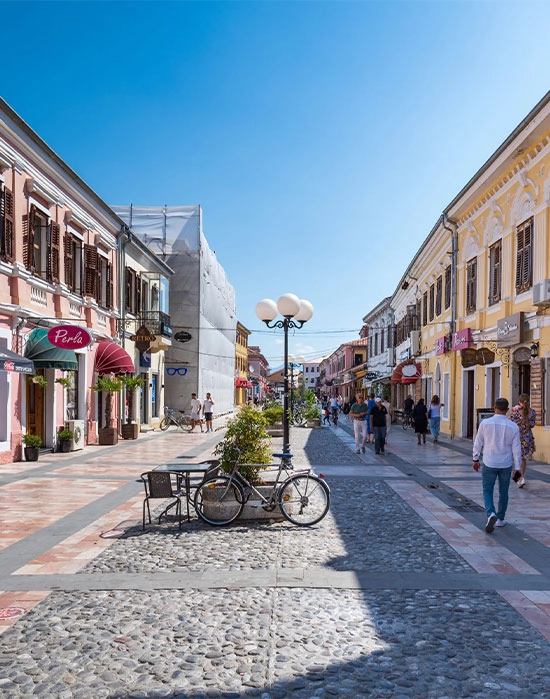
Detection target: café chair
<box><xmin>141</xmin><ymin>471</ymin><xmax>185</xmax><ymax>530</ymax></box>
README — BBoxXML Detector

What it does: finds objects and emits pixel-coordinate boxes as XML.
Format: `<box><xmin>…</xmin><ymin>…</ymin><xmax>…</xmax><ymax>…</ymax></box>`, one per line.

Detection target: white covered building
<box><xmin>112</xmin><ymin>205</ymin><xmax>236</xmax><ymax>415</ymax></box>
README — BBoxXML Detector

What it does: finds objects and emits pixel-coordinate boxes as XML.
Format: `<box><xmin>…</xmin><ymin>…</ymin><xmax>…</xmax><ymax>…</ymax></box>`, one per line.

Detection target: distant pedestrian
<box><xmin>190</xmin><ymin>393</ymin><xmax>203</xmax><ymax>432</ymax></box>
<box><xmin>509</xmin><ymin>393</ymin><xmax>536</xmax><ymax>488</ymax></box>
<box><xmin>350</xmin><ymin>393</ymin><xmax>369</xmax><ymax>453</ymax></box>
<box><xmin>365</xmin><ymin>393</ymin><xmax>376</xmax><ymax>443</ymax></box>
<box><xmin>412</xmin><ymin>398</ymin><xmax>428</xmax><ymax>444</ymax></box>
<box><xmin>473</xmin><ymin>397</ymin><xmax>521</xmax><ymax>532</ymax></box>
<box><xmin>203</xmin><ymin>393</ymin><xmax>215</xmax><ymax>433</ymax></box>
<box><xmin>370</xmin><ymin>397</ymin><xmax>388</xmax><ymax>455</ymax></box>
<box><xmin>323</xmin><ymin>405</ymin><xmax>331</xmax><ymax>425</ymax></box>
<box><xmin>404</xmin><ymin>394</ymin><xmax>414</xmax><ymax>418</ymax></box>
<box><xmin>381</xmin><ymin>396</ymin><xmax>393</xmax><ymax>444</ymax></box>
<box><xmin>428</xmin><ymin>395</ymin><xmax>444</xmax><ymax>443</ymax></box>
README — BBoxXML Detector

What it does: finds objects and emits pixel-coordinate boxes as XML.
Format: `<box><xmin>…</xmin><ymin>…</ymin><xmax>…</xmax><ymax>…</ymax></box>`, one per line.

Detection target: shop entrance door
<box><xmin>466</xmin><ymin>370</ymin><xmax>475</xmax><ymax>439</ymax></box>
<box><xmin>26</xmin><ymin>375</ymin><xmax>45</xmax><ymax>443</ymax></box>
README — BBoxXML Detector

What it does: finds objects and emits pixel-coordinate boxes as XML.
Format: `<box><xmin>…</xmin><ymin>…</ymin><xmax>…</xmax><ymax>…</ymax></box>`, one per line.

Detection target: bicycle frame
<box><xmin>226</xmin><ymin>460</ymin><xmax>310</xmax><ymax>508</ymax></box>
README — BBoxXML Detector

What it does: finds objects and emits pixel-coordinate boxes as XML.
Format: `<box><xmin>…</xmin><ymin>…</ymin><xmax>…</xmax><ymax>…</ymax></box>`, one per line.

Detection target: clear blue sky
<box><xmin>2</xmin><ymin>1</ymin><xmax>550</xmax><ymax>368</ymax></box>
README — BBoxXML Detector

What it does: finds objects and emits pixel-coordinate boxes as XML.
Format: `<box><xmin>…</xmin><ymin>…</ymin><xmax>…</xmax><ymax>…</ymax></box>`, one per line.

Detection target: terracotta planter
<box><xmin>121</xmin><ymin>423</ymin><xmax>139</xmax><ymax>440</ymax></box>
<box><xmin>98</xmin><ymin>427</ymin><xmax>118</xmax><ymax>445</ymax></box>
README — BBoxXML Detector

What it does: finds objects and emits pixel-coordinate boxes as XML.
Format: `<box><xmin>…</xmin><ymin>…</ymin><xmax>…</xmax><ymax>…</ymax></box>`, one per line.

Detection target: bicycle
<box><xmin>402</xmin><ymin>412</ymin><xmax>412</xmax><ymax>430</ymax></box>
<box><xmin>193</xmin><ymin>452</ymin><xmax>330</xmax><ymax>527</ymax></box>
<box><xmin>159</xmin><ymin>406</ymin><xmax>193</xmax><ymax>432</ymax></box>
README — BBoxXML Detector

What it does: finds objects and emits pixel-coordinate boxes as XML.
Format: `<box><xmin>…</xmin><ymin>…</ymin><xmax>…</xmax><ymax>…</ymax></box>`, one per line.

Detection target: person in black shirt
<box><xmin>370</xmin><ymin>397</ymin><xmax>388</xmax><ymax>455</ymax></box>
<box><xmin>412</xmin><ymin>398</ymin><xmax>428</xmax><ymax>444</ymax></box>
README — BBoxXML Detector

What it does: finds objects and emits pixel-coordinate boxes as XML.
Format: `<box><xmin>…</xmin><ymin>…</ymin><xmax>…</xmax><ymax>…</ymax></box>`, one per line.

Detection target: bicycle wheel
<box><xmin>159</xmin><ymin>417</ymin><xmax>171</xmax><ymax>431</ymax></box>
<box><xmin>278</xmin><ymin>474</ymin><xmax>330</xmax><ymax>526</ymax></box>
<box><xmin>194</xmin><ymin>475</ymin><xmax>245</xmax><ymax>525</ymax></box>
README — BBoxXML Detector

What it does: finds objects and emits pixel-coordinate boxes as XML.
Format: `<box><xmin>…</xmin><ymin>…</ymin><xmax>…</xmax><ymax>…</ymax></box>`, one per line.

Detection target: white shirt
<box><xmin>473</xmin><ymin>414</ymin><xmax>521</xmax><ymax>469</ymax></box>
<box><xmin>203</xmin><ymin>398</ymin><xmax>214</xmax><ymax>412</ymax></box>
<box><xmin>190</xmin><ymin>398</ymin><xmax>202</xmax><ymax>416</ymax></box>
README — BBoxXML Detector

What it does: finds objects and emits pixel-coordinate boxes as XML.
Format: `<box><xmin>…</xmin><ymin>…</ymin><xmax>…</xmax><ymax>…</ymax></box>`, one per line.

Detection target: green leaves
<box><xmin>214</xmin><ymin>406</ymin><xmax>272</xmax><ymax>483</ymax></box>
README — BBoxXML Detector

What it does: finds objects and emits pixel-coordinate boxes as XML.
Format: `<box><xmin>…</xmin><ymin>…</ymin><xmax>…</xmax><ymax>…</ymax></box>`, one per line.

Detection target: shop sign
<box><xmin>47</xmin><ymin>325</ymin><xmax>91</xmax><ymax>349</ymax></box>
<box><xmin>461</xmin><ymin>348</ymin><xmax>478</xmax><ymax>368</ymax></box>
<box><xmin>399</xmin><ymin>348</ymin><xmax>411</xmax><ymax>361</ymax></box>
<box><xmin>366</xmin><ymin>372</ymin><xmax>378</xmax><ymax>380</ymax></box>
<box><xmin>130</xmin><ymin>325</ymin><xmax>156</xmax><ymax>352</ymax></box>
<box><xmin>451</xmin><ymin>328</ymin><xmax>472</xmax><ymax>351</ymax></box>
<box><xmin>435</xmin><ymin>336</ymin><xmax>447</xmax><ymax>356</ymax></box>
<box><xmin>497</xmin><ymin>312</ymin><xmax>523</xmax><ymax>347</ymax></box>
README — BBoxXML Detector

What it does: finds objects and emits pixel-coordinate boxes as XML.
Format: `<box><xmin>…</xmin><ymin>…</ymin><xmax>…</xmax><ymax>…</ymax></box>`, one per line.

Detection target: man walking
<box><xmin>350</xmin><ymin>393</ymin><xmax>369</xmax><ymax>454</ymax></box>
<box><xmin>370</xmin><ymin>397</ymin><xmax>388</xmax><ymax>455</ymax></box>
<box><xmin>472</xmin><ymin>397</ymin><xmax>521</xmax><ymax>533</ymax></box>
<box><xmin>190</xmin><ymin>393</ymin><xmax>203</xmax><ymax>433</ymax></box>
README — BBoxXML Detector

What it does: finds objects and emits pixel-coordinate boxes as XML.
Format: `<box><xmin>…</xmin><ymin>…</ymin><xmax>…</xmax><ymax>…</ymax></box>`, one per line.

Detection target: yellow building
<box><xmin>235</xmin><ymin>322</ymin><xmax>250</xmax><ymax>406</ymax></box>
<box><xmin>392</xmin><ymin>91</ymin><xmax>550</xmax><ymax>460</ymax></box>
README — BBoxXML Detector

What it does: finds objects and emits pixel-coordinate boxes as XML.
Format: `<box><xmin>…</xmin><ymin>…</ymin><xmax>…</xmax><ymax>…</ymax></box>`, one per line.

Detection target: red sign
<box><xmin>435</xmin><ymin>336</ymin><xmax>447</xmax><ymax>356</ymax></box>
<box><xmin>451</xmin><ymin>328</ymin><xmax>472</xmax><ymax>351</ymax></box>
<box><xmin>47</xmin><ymin>325</ymin><xmax>91</xmax><ymax>350</ymax></box>
<box><xmin>3</xmin><ymin>360</ymin><xmax>14</xmax><ymax>372</ymax></box>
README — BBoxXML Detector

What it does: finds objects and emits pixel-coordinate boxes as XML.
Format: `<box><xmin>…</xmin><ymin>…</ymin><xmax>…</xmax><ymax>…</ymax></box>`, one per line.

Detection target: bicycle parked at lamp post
<box><xmin>159</xmin><ymin>406</ymin><xmax>193</xmax><ymax>432</ymax></box>
<box><xmin>194</xmin><ymin>452</ymin><xmax>330</xmax><ymax>526</ymax></box>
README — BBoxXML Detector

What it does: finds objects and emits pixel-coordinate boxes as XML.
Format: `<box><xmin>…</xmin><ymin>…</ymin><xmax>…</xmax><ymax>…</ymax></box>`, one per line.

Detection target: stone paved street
<box><xmin>2</xmin><ymin>415</ymin><xmax>550</xmax><ymax>697</ymax></box>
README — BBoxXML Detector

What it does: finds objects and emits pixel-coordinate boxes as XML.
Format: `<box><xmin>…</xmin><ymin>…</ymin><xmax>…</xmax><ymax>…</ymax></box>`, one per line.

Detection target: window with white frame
<box><xmin>23</xmin><ymin>203</ymin><xmax>60</xmax><ymax>283</ymax></box>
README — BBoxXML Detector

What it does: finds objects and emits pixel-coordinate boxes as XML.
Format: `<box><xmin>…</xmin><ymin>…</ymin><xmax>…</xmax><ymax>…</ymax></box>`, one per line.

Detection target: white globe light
<box><xmin>277</xmin><ymin>293</ymin><xmax>301</xmax><ymax>318</ymax></box>
<box><xmin>255</xmin><ymin>298</ymin><xmax>278</xmax><ymax>322</ymax></box>
<box><xmin>295</xmin><ymin>299</ymin><xmax>314</xmax><ymax>322</ymax></box>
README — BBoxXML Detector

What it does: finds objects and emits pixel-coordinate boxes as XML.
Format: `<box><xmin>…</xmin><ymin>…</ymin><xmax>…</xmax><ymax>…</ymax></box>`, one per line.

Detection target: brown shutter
<box><xmin>522</xmin><ymin>220</ymin><xmax>532</xmax><ymax>289</ymax></box>
<box><xmin>134</xmin><ymin>272</ymin><xmax>141</xmax><ymax>314</ymax></box>
<box><xmin>515</xmin><ymin>226</ymin><xmax>524</xmax><ymax>291</ymax></box>
<box><xmin>48</xmin><ymin>222</ymin><xmax>60</xmax><ymax>283</ymax></box>
<box><xmin>84</xmin><ymin>244</ymin><xmax>98</xmax><ymax>297</ymax></box>
<box><xmin>1</xmin><ymin>186</ymin><xmax>14</xmax><ymax>261</ymax></box>
<box><xmin>22</xmin><ymin>205</ymin><xmax>37</xmax><ymax>271</ymax></box>
<box><xmin>125</xmin><ymin>268</ymin><xmax>132</xmax><ymax>312</ymax></box>
<box><xmin>64</xmin><ymin>232</ymin><xmax>74</xmax><ymax>289</ymax></box>
<box><xmin>106</xmin><ymin>262</ymin><xmax>113</xmax><ymax>309</ymax></box>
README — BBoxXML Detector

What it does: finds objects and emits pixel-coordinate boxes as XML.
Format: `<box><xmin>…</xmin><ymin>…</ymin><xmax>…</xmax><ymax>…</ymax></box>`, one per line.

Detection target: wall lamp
<box><xmin>401</xmin><ymin>275</ymin><xmax>418</xmax><ymax>291</ymax></box>
<box><xmin>530</xmin><ymin>342</ymin><xmax>539</xmax><ymax>359</ymax></box>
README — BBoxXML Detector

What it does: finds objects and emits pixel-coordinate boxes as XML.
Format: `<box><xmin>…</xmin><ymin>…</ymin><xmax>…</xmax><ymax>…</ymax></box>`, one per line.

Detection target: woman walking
<box><xmin>509</xmin><ymin>393</ymin><xmax>536</xmax><ymax>488</ymax></box>
<box><xmin>428</xmin><ymin>395</ymin><xmax>443</xmax><ymax>443</ymax></box>
<box><xmin>412</xmin><ymin>398</ymin><xmax>428</xmax><ymax>445</ymax></box>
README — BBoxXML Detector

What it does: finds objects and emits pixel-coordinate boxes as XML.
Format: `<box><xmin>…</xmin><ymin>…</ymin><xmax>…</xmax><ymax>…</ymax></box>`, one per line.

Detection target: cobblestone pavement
<box><xmin>2</xmin><ymin>417</ymin><xmax>550</xmax><ymax>698</ymax></box>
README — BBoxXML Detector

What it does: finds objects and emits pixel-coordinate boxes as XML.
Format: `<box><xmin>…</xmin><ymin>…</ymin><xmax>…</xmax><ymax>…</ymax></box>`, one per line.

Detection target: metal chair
<box><xmin>141</xmin><ymin>471</ymin><xmax>185</xmax><ymax>530</ymax></box>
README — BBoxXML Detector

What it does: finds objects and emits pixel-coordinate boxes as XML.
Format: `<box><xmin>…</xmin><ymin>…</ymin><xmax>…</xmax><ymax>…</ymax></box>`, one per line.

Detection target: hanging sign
<box><xmin>174</xmin><ymin>331</ymin><xmax>192</xmax><ymax>343</ymax></box>
<box><xmin>451</xmin><ymin>328</ymin><xmax>473</xmax><ymax>351</ymax></box>
<box><xmin>130</xmin><ymin>325</ymin><xmax>156</xmax><ymax>352</ymax></box>
<box><xmin>47</xmin><ymin>325</ymin><xmax>91</xmax><ymax>350</ymax></box>
<box><xmin>497</xmin><ymin>312</ymin><xmax>523</xmax><ymax>347</ymax></box>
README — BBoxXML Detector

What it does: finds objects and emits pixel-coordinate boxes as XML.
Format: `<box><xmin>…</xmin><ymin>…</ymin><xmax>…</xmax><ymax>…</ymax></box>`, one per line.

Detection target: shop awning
<box><xmin>391</xmin><ymin>359</ymin><xmax>422</xmax><ymax>384</ymax></box>
<box><xmin>24</xmin><ymin>328</ymin><xmax>78</xmax><ymax>370</ymax></box>
<box><xmin>94</xmin><ymin>341</ymin><xmax>135</xmax><ymax>375</ymax></box>
<box><xmin>0</xmin><ymin>348</ymin><xmax>35</xmax><ymax>374</ymax></box>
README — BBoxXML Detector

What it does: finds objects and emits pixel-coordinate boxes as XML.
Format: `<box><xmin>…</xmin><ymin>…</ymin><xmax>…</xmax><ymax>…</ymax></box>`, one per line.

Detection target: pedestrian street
<box><xmin>2</xmin><ymin>416</ymin><xmax>550</xmax><ymax>696</ymax></box>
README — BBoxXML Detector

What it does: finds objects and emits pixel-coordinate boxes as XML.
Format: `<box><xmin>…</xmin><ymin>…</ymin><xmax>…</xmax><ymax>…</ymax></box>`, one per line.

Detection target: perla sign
<box><xmin>47</xmin><ymin>325</ymin><xmax>91</xmax><ymax>349</ymax></box>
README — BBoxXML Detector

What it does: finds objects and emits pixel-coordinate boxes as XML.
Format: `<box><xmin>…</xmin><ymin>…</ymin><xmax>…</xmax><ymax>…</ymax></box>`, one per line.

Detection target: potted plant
<box><xmin>214</xmin><ymin>405</ymin><xmax>272</xmax><ymax>484</ymax></box>
<box><xmin>55</xmin><ymin>376</ymin><xmax>73</xmax><ymax>389</ymax></box>
<box><xmin>91</xmin><ymin>376</ymin><xmax>123</xmax><ymax>445</ymax></box>
<box><xmin>23</xmin><ymin>433</ymin><xmax>42</xmax><ymax>461</ymax></box>
<box><xmin>57</xmin><ymin>428</ymin><xmax>74</xmax><ymax>453</ymax></box>
<box><xmin>120</xmin><ymin>375</ymin><xmax>144</xmax><ymax>439</ymax></box>
<box><xmin>304</xmin><ymin>403</ymin><xmax>322</xmax><ymax>427</ymax></box>
<box><xmin>27</xmin><ymin>375</ymin><xmax>48</xmax><ymax>388</ymax></box>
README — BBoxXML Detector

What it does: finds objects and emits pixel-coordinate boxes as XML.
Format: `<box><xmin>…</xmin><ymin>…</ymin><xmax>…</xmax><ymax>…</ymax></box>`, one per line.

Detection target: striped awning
<box><xmin>24</xmin><ymin>328</ymin><xmax>78</xmax><ymax>370</ymax></box>
<box><xmin>94</xmin><ymin>341</ymin><xmax>135</xmax><ymax>375</ymax></box>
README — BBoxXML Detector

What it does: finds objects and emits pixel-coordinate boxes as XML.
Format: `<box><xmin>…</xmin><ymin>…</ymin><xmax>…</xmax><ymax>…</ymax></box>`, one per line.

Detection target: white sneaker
<box><xmin>518</xmin><ymin>477</ymin><xmax>525</xmax><ymax>488</ymax></box>
<box><xmin>495</xmin><ymin>519</ymin><xmax>507</xmax><ymax>527</ymax></box>
<box><xmin>485</xmin><ymin>514</ymin><xmax>497</xmax><ymax>533</ymax></box>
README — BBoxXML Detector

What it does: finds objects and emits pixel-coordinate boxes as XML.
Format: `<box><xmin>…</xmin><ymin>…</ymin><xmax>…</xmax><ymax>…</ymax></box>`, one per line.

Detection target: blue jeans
<box><xmin>481</xmin><ymin>465</ymin><xmax>512</xmax><ymax>520</ymax></box>
<box><xmin>429</xmin><ymin>417</ymin><xmax>441</xmax><ymax>438</ymax></box>
<box><xmin>374</xmin><ymin>426</ymin><xmax>387</xmax><ymax>454</ymax></box>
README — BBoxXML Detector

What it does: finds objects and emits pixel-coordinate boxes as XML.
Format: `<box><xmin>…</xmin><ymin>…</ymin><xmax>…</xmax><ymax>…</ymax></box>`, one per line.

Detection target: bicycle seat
<box><xmin>272</xmin><ymin>452</ymin><xmax>292</xmax><ymax>460</ymax></box>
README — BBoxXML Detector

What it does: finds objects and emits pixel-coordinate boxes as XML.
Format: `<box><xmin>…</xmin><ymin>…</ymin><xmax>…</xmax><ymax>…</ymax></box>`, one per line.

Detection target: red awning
<box><xmin>94</xmin><ymin>341</ymin><xmax>135</xmax><ymax>375</ymax></box>
<box><xmin>391</xmin><ymin>359</ymin><xmax>422</xmax><ymax>384</ymax></box>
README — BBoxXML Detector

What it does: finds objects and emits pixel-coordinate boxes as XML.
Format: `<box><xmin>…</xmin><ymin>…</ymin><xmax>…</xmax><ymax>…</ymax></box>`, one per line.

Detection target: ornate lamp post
<box><xmin>256</xmin><ymin>294</ymin><xmax>314</xmax><ymax>454</ymax></box>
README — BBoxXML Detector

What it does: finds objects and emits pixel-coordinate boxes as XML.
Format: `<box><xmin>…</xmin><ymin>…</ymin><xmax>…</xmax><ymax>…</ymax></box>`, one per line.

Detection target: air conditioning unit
<box><xmin>533</xmin><ymin>279</ymin><xmax>550</xmax><ymax>306</ymax></box>
<box><xmin>410</xmin><ymin>330</ymin><xmax>421</xmax><ymax>356</ymax></box>
<box><xmin>65</xmin><ymin>419</ymin><xmax>85</xmax><ymax>451</ymax></box>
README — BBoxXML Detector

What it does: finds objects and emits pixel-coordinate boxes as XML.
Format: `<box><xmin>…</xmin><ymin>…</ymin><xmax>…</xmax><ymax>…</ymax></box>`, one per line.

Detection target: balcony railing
<box><xmin>139</xmin><ymin>311</ymin><xmax>172</xmax><ymax>338</ymax></box>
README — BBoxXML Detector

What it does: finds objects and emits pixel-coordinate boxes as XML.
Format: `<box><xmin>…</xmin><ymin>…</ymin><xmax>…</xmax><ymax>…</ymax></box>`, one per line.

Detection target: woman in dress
<box><xmin>509</xmin><ymin>393</ymin><xmax>536</xmax><ymax>488</ymax></box>
<box><xmin>428</xmin><ymin>395</ymin><xmax>443</xmax><ymax>443</ymax></box>
<box><xmin>412</xmin><ymin>398</ymin><xmax>428</xmax><ymax>445</ymax></box>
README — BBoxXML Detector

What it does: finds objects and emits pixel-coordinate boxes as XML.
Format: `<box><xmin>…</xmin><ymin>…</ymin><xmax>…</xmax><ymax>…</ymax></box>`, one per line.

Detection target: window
<box><xmin>422</xmin><ymin>292</ymin><xmax>428</xmax><ymax>327</ymax></box>
<box><xmin>435</xmin><ymin>276</ymin><xmax>442</xmax><ymax>317</ymax></box>
<box><xmin>429</xmin><ymin>284</ymin><xmax>435</xmax><ymax>322</ymax></box>
<box><xmin>489</xmin><ymin>240</ymin><xmax>502</xmax><ymax>305</ymax></box>
<box><xmin>83</xmin><ymin>244</ymin><xmax>113</xmax><ymax>309</ymax></box>
<box><xmin>516</xmin><ymin>218</ymin><xmax>533</xmax><ymax>293</ymax></box>
<box><xmin>125</xmin><ymin>268</ymin><xmax>140</xmax><ymax>314</ymax></box>
<box><xmin>0</xmin><ymin>183</ymin><xmax>14</xmax><ymax>262</ymax></box>
<box><xmin>444</xmin><ymin>265</ymin><xmax>451</xmax><ymax>310</ymax></box>
<box><xmin>64</xmin><ymin>232</ymin><xmax>83</xmax><ymax>294</ymax></box>
<box><xmin>23</xmin><ymin>204</ymin><xmax>60</xmax><ymax>282</ymax></box>
<box><xmin>466</xmin><ymin>258</ymin><xmax>477</xmax><ymax>314</ymax></box>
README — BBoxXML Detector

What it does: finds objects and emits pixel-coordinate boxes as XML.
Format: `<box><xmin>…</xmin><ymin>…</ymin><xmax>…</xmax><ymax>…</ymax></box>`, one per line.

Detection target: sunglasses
<box><xmin>166</xmin><ymin>367</ymin><xmax>188</xmax><ymax>376</ymax></box>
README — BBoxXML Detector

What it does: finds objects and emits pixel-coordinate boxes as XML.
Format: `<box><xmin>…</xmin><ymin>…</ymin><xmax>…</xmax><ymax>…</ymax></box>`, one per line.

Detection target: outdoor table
<box><xmin>154</xmin><ymin>461</ymin><xmax>217</xmax><ymax>521</ymax></box>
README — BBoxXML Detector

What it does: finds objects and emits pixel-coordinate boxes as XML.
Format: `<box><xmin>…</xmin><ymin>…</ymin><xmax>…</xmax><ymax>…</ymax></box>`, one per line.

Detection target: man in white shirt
<box><xmin>190</xmin><ymin>393</ymin><xmax>203</xmax><ymax>433</ymax></box>
<box><xmin>472</xmin><ymin>397</ymin><xmax>521</xmax><ymax>533</ymax></box>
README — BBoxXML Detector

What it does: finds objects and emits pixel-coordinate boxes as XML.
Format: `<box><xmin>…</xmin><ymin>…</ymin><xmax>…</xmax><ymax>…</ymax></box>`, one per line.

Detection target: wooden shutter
<box><xmin>516</xmin><ymin>219</ymin><xmax>533</xmax><ymax>293</ymax></box>
<box><xmin>106</xmin><ymin>262</ymin><xmax>113</xmax><ymax>309</ymax></box>
<box><xmin>64</xmin><ymin>232</ymin><xmax>74</xmax><ymax>290</ymax></box>
<box><xmin>125</xmin><ymin>268</ymin><xmax>132</xmax><ymax>312</ymax></box>
<box><xmin>22</xmin><ymin>205</ymin><xmax>37</xmax><ymax>271</ymax></box>
<box><xmin>490</xmin><ymin>242</ymin><xmax>501</xmax><ymax>304</ymax></box>
<box><xmin>84</xmin><ymin>244</ymin><xmax>98</xmax><ymax>297</ymax></box>
<box><xmin>1</xmin><ymin>186</ymin><xmax>14</xmax><ymax>261</ymax></box>
<box><xmin>134</xmin><ymin>272</ymin><xmax>140</xmax><ymax>314</ymax></box>
<box><xmin>48</xmin><ymin>222</ymin><xmax>60</xmax><ymax>283</ymax></box>
<box><xmin>466</xmin><ymin>259</ymin><xmax>477</xmax><ymax>314</ymax></box>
